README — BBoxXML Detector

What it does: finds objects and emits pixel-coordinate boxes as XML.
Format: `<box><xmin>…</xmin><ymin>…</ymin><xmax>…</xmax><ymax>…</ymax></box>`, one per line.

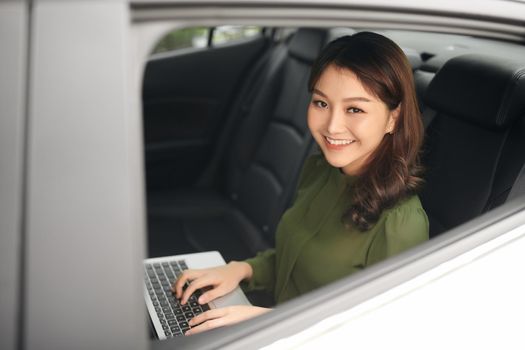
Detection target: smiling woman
<box><xmin>172</xmin><ymin>31</ymin><xmax>429</xmax><ymax>336</ymax></box>
<box><xmin>307</xmin><ymin>32</ymin><xmax>425</xmax><ymax>231</ymax></box>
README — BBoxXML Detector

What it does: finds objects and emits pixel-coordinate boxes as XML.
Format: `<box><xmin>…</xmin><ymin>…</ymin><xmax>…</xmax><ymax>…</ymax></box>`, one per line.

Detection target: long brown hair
<box><xmin>308</xmin><ymin>31</ymin><xmax>424</xmax><ymax>231</ymax></box>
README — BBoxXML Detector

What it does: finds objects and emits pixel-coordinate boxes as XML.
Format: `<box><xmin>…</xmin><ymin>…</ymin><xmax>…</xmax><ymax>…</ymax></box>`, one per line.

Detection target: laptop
<box><xmin>144</xmin><ymin>251</ymin><xmax>251</xmax><ymax>339</ymax></box>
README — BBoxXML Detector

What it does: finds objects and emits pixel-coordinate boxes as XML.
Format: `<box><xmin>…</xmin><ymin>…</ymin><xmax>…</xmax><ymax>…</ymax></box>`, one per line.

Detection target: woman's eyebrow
<box><xmin>343</xmin><ymin>96</ymin><xmax>372</xmax><ymax>102</ymax></box>
<box><xmin>312</xmin><ymin>88</ymin><xmax>372</xmax><ymax>102</ymax></box>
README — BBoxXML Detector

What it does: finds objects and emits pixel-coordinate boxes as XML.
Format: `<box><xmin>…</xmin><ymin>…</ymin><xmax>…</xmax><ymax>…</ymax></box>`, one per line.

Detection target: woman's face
<box><xmin>307</xmin><ymin>64</ymin><xmax>399</xmax><ymax>175</ymax></box>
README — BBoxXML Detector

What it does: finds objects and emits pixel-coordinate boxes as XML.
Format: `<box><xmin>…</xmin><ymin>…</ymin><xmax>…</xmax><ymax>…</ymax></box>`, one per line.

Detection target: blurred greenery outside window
<box><xmin>152</xmin><ymin>26</ymin><xmax>262</xmax><ymax>54</ymax></box>
<box><xmin>212</xmin><ymin>26</ymin><xmax>262</xmax><ymax>46</ymax></box>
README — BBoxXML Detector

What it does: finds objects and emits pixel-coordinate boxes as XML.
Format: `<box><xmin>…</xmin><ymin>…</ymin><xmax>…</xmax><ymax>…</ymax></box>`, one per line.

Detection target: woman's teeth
<box><xmin>325</xmin><ymin>136</ymin><xmax>355</xmax><ymax>145</ymax></box>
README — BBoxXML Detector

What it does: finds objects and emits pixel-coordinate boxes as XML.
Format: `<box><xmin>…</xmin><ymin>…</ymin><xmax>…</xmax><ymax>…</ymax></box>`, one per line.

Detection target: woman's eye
<box><xmin>313</xmin><ymin>100</ymin><xmax>328</xmax><ymax>109</ymax></box>
<box><xmin>347</xmin><ymin>107</ymin><xmax>363</xmax><ymax>113</ymax></box>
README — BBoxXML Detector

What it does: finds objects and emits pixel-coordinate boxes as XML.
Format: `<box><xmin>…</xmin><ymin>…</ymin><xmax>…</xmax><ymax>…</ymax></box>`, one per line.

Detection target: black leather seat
<box><xmin>420</xmin><ymin>54</ymin><xmax>525</xmax><ymax>237</ymax></box>
<box><xmin>147</xmin><ymin>28</ymin><xmax>329</xmax><ymax>261</ymax></box>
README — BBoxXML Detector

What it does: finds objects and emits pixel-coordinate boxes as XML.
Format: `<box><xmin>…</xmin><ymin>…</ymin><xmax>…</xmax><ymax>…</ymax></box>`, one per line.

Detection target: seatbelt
<box><xmin>195</xmin><ymin>41</ymin><xmax>284</xmax><ymax>187</ymax></box>
<box><xmin>507</xmin><ymin>162</ymin><xmax>525</xmax><ymax>201</ymax></box>
<box><xmin>422</xmin><ymin>107</ymin><xmax>437</xmax><ymax>129</ymax></box>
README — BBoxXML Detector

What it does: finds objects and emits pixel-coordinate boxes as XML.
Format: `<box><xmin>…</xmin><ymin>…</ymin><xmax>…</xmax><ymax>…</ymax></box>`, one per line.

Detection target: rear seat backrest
<box><xmin>147</xmin><ymin>28</ymin><xmax>330</xmax><ymax>260</ymax></box>
<box><xmin>225</xmin><ymin>28</ymin><xmax>329</xmax><ymax>244</ymax></box>
<box><xmin>420</xmin><ymin>54</ymin><xmax>525</xmax><ymax>237</ymax></box>
<box><xmin>487</xmin><ymin>114</ymin><xmax>525</xmax><ymax>208</ymax></box>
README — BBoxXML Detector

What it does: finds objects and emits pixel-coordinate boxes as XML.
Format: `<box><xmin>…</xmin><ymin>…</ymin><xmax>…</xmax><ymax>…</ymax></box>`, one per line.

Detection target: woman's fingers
<box><xmin>185</xmin><ymin>318</ymin><xmax>225</xmax><ymax>335</ymax></box>
<box><xmin>171</xmin><ymin>269</ymin><xmax>201</xmax><ymax>298</ymax></box>
<box><xmin>185</xmin><ymin>306</ymin><xmax>271</xmax><ymax>336</ymax></box>
<box><xmin>186</xmin><ymin>308</ymin><xmax>229</xmax><ymax>335</ymax></box>
<box><xmin>180</xmin><ymin>277</ymin><xmax>215</xmax><ymax>305</ymax></box>
<box><xmin>171</xmin><ymin>272</ymin><xmax>189</xmax><ymax>298</ymax></box>
<box><xmin>197</xmin><ymin>287</ymin><xmax>223</xmax><ymax>304</ymax></box>
<box><xmin>171</xmin><ymin>264</ymin><xmax>246</xmax><ymax>302</ymax></box>
<box><xmin>188</xmin><ymin>308</ymin><xmax>227</xmax><ymax>327</ymax></box>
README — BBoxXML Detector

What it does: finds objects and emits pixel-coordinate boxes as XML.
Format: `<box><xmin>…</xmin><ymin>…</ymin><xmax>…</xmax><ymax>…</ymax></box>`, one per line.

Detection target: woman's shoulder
<box><xmin>391</xmin><ymin>194</ymin><xmax>425</xmax><ymax>211</ymax></box>
<box><xmin>383</xmin><ymin>195</ymin><xmax>429</xmax><ymax>239</ymax></box>
<box><xmin>366</xmin><ymin>195</ymin><xmax>429</xmax><ymax>264</ymax></box>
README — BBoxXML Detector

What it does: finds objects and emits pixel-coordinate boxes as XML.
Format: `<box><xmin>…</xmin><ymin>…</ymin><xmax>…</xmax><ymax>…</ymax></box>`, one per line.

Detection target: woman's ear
<box><xmin>386</xmin><ymin>104</ymin><xmax>401</xmax><ymax>134</ymax></box>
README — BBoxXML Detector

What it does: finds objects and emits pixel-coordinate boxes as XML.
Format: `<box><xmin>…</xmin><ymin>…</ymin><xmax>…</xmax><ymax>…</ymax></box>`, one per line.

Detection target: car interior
<box><xmin>143</xmin><ymin>25</ymin><xmax>525</xmax><ymax>310</ymax></box>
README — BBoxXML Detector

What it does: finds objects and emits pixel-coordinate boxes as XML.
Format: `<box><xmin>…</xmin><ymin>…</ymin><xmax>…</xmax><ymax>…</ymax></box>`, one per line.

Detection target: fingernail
<box><xmin>198</xmin><ymin>296</ymin><xmax>205</xmax><ymax>304</ymax></box>
<box><xmin>185</xmin><ymin>330</ymin><xmax>191</xmax><ymax>336</ymax></box>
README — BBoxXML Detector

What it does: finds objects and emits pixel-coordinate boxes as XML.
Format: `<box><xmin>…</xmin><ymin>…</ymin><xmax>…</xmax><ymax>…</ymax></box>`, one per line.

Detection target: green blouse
<box><xmin>243</xmin><ymin>154</ymin><xmax>429</xmax><ymax>304</ymax></box>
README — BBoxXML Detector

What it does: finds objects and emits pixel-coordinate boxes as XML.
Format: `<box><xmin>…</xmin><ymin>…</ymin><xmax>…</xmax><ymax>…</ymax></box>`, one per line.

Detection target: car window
<box><xmin>211</xmin><ymin>25</ymin><xmax>262</xmax><ymax>46</ymax></box>
<box><xmin>151</xmin><ymin>25</ymin><xmax>262</xmax><ymax>54</ymax></box>
<box><xmin>151</xmin><ymin>27</ymin><xmax>210</xmax><ymax>54</ymax></box>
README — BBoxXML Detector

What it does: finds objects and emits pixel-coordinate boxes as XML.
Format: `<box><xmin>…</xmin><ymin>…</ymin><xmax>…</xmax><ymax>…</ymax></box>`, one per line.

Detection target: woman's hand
<box><xmin>185</xmin><ymin>305</ymin><xmax>271</xmax><ymax>335</ymax></box>
<box><xmin>172</xmin><ymin>261</ymin><xmax>253</xmax><ymax>305</ymax></box>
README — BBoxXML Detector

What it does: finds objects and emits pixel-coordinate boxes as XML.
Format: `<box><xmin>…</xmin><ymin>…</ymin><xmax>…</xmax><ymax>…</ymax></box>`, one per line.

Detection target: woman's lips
<box><xmin>324</xmin><ymin>136</ymin><xmax>356</xmax><ymax>150</ymax></box>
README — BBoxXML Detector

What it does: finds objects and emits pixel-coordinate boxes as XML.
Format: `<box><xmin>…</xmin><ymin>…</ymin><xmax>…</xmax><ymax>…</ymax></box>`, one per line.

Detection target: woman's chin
<box><xmin>321</xmin><ymin>152</ymin><xmax>353</xmax><ymax>169</ymax></box>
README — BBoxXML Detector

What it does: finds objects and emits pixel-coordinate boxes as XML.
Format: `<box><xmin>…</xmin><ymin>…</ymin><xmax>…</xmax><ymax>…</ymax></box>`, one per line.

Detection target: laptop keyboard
<box><xmin>144</xmin><ymin>260</ymin><xmax>210</xmax><ymax>338</ymax></box>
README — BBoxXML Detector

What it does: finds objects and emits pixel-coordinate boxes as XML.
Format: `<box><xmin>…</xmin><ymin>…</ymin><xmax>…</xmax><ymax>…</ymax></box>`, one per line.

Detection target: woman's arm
<box><xmin>242</xmin><ymin>249</ymin><xmax>277</xmax><ymax>294</ymax></box>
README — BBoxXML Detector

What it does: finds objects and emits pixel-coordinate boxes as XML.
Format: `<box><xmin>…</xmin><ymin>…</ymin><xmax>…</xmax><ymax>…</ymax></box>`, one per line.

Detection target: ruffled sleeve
<box><xmin>242</xmin><ymin>249</ymin><xmax>276</xmax><ymax>293</ymax></box>
<box><xmin>366</xmin><ymin>201</ymin><xmax>429</xmax><ymax>266</ymax></box>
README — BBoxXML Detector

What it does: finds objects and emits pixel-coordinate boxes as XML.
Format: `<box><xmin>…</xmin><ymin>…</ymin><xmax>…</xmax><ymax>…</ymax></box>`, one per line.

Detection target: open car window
<box><xmin>140</xmin><ymin>19</ymin><xmax>525</xmax><ymax>350</ymax></box>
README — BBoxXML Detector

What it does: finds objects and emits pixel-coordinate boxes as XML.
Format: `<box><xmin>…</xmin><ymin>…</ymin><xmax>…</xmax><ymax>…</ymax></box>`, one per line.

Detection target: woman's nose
<box><xmin>326</xmin><ymin>110</ymin><xmax>346</xmax><ymax>134</ymax></box>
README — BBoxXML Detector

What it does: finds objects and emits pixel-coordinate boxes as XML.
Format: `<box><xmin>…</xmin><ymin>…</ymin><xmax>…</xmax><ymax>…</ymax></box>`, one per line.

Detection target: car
<box><xmin>1</xmin><ymin>0</ymin><xmax>525</xmax><ymax>349</ymax></box>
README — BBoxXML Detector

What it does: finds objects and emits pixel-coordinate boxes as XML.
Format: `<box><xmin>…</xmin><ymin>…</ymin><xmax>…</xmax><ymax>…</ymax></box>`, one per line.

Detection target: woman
<box><xmin>173</xmin><ymin>31</ymin><xmax>429</xmax><ymax>335</ymax></box>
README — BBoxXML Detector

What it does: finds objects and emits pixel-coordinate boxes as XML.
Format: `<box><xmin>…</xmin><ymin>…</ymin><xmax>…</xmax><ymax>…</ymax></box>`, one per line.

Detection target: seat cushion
<box><xmin>148</xmin><ymin>197</ymin><xmax>269</xmax><ymax>261</ymax></box>
<box><xmin>183</xmin><ymin>209</ymin><xmax>270</xmax><ymax>262</ymax></box>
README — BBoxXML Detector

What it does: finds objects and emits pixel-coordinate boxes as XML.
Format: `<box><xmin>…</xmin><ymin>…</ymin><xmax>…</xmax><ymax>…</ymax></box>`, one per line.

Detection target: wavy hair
<box><xmin>308</xmin><ymin>31</ymin><xmax>424</xmax><ymax>231</ymax></box>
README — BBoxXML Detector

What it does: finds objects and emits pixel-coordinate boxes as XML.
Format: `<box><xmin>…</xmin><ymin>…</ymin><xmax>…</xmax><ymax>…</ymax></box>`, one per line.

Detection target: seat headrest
<box><xmin>288</xmin><ymin>28</ymin><xmax>328</xmax><ymax>63</ymax></box>
<box><xmin>403</xmin><ymin>48</ymin><xmax>422</xmax><ymax>70</ymax></box>
<box><xmin>326</xmin><ymin>27</ymin><xmax>356</xmax><ymax>43</ymax></box>
<box><xmin>424</xmin><ymin>54</ymin><xmax>525</xmax><ymax>130</ymax></box>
